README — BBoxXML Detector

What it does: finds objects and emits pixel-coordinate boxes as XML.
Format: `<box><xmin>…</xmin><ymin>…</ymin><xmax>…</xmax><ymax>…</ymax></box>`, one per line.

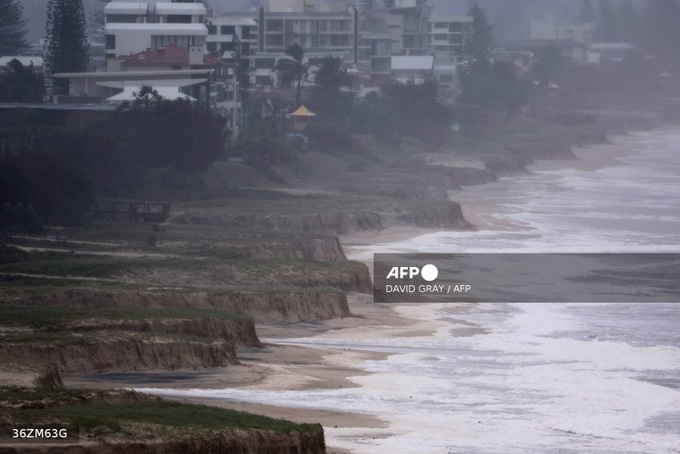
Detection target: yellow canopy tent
<box><xmin>289</xmin><ymin>105</ymin><xmax>316</xmax><ymax>131</ymax></box>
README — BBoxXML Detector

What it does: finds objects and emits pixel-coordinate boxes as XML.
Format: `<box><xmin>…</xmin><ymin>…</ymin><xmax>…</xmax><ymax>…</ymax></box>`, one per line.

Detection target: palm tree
<box><xmin>313</xmin><ymin>56</ymin><xmax>353</xmax><ymax>92</ymax></box>
<box><xmin>274</xmin><ymin>43</ymin><xmax>310</xmax><ymax>107</ymax></box>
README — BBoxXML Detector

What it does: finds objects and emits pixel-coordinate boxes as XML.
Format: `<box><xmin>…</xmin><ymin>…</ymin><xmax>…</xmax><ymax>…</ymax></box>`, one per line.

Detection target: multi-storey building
<box><xmin>429</xmin><ymin>16</ymin><xmax>472</xmax><ymax>57</ymax></box>
<box><xmin>530</xmin><ymin>14</ymin><xmax>593</xmax><ymax>45</ymax></box>
<box><xmin>103</xmin><ymin>0</ymin><xmax>208</xmax><ymax>60</ymax></box>
<box><xmin>205</xmin><ymin>16</ymin><xmax>258</xmax><ymax>58</ymax></box>
<box><xmin>357</xmin><ymin>9</ymin><xmax>393</xmax><ymax>76</ymax></box>
<box><xmin>388</xmin><ymin>1</ymin><xmax>430</xmax><ymax>57</ymax></box>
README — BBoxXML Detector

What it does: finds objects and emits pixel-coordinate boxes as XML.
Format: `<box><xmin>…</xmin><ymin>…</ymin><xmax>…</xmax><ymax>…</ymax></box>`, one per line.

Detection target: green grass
<box><xmin>0</xmin><ymin>306</ymin><xmax>250</xmax><ymax>331</ymax></box>
<box><xmin>0</xmin><ymin>256</ymin><xmax>187</xmax><ymax>279</ymax></box>
<box><xmin>0</xmin><ymin>254</ymin><xmax>366</xmax><ymax>291</ymax></box>
<box><xmin>1</xmin><ymin>388</ymin><xmax>321</xmax><ymax>438</ymax></box>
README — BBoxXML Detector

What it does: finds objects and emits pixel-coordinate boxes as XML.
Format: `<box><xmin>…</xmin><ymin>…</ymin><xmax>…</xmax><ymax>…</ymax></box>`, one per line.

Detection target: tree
<box><xmin>596</xmin><ymin>0</ymin><xmax>620</xmax><ymax>42</ymax></box>
<box><xmin>45</xmin><ymin>0</ymin><xmax>90</xmax><ymax>95</ymax></box>
<box><xmin>532</xmin><ymin>46</ymin><xmax>565</xmax><ymax>87</ymax></box>
<box><xmin>580</xmin><ymin>0</ymin><xmax>595</xmax><ymax>23</ymax></box>
<box><xmin>464</xmin><ymin>3</ymin><xmax>495</xmax><ymax>67</ymax></box>
<box><xmin>313</xmin><ymin>56</ymin><xmax>352</xmax><ymax>92</ymax></box>
<box><xmin>231</xmin><ymin>33</ymin><xmax>250</xmax><ymax>92</ymax></box>
<box><xmin>119</xmin><ymin>86</ymin><xmax>227</xmax><ymax>173</ymax></box>
<box><xmin>274</xmin><ymin>43</ymin><xmax>311</xmax><ymax>107</ymax></box>
<box><xmin>228</xmin><ymin>118</ymin><xmax>293</xmax><ymax>170</ymax></box>
<box><xmin>0</xmin><ymin>0</ymin><xmax>28</xmax><ymax>55</ymax></box>
<box><xmin>0</xmin><ymin>59</ymin><xmax>45</xmax><ymax>103</ymax></box>
<box><xmin>360</xmin><ymin>0</ymin><xmax>377</xmax><ymax>10</ymax></box>
<box><xmin>309</xmin><ymin>56</ymin><xmax>354</xmax><ymax>124</ymax></box>
<box><xmin>90</xmin><ymin>0</ymin><xmax>111</xmax><ymax>46</ymax></box>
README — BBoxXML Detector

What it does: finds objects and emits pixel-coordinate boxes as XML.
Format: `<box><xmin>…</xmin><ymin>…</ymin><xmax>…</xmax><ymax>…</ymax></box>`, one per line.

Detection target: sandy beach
<box><xmin>56</xmin><ymin>131</ymin><xmax>658</xmax><ymax>452</ymax></box>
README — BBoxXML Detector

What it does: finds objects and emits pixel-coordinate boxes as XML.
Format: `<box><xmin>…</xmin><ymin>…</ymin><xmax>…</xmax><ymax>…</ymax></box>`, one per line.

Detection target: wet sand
<box><xmin>34</xmin><ymin>133</ymin><xmax>655</xmax><ymax>452</ymax></box>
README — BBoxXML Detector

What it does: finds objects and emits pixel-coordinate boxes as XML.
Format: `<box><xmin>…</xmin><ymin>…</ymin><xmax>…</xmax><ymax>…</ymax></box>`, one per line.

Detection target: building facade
<box><xmin>104</xmin><ymin>0</ymin><xmax>208</xmax><ymax>59</ymax></box>
<box><xmin>530</xmin><ymin>14</ymin><xmax>593</xmax><ymax>45</ymax></box>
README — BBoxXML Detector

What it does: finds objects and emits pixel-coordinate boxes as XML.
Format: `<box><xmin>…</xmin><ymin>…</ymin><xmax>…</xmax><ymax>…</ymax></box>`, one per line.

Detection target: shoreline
<box><xmin>59</xmin><ymin>128</ymin><xmax>668</xmax><ymax>452</ymax></box>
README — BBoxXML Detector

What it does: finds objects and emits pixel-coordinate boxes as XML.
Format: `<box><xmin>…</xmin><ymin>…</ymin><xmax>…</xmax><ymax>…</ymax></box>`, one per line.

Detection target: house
<box><xmin>531</xmin><ymin>14</ymin><xmax>593</xmax><ymax>45</ymax></box>
<box><xmin>492</xmin><ymin>50</ymin><xmax>533</xmax><ymax>74</ymax></box>
<box><xmin>529</xmin><ymin>39</ymin><xmax>589</xmax><ymax>64</ymax></box>
<box><xmin>588</xmin><ymin>43</ymin><xmax>637</xmax><ymax>64</ymax></box>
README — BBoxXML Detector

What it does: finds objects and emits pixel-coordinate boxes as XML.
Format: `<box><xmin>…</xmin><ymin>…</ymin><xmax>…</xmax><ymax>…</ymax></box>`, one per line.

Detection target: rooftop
<box><xmin>104</xmin><ymin>2</ymin><xmax>148</xmax><ymax>14</ymax></box>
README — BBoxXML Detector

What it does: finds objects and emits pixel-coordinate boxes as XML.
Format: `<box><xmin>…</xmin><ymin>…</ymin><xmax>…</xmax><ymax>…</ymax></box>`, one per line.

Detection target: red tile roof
<box><xmin>122</xmin><ymin>44</ymin><xmax>223</xmax><ymax>67</ymax></box>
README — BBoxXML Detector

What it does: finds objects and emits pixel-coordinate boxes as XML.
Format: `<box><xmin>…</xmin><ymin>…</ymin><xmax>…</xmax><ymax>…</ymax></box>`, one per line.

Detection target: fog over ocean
<box><xmin>141</xmin><ymin>130</ymin><xmax>680</xmax><ymax>453</ymax></box>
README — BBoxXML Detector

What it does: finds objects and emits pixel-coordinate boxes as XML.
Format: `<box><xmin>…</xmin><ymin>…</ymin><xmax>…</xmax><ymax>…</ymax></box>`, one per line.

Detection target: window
<box><xmin>220</xmin><ymin>25</ymin><xmax>235</xmax><ymax>35</ymax></box>
<box><xmin>266</xmin><ymin>34</ymin><xmax>283</xmax><ymax>46</ymax></box>
<box><xmin>449</xmin><ymin>35</ymin><xmax>462</xmax><ymax>45</ymax></box>
<box><xmin>330</xmin><ymin>35</ymin><xmax>349</xmax><ymax>46</ymax></box>
<box><xmin>207</xmin><ymin>42</ymin><xmax>217</xmax><ymax>52</ymax></box>
<box><xmin>448</xmin><ymin>23</ymin><xmax>462</xmax><ymax>33</ymax></box>
<box><xmin>434</xmin><ymin>34</ymin><xmax>448</xmax><ymax>41</ymax></box>
<box><xmin>254</xmin><ymin>57</ymin><xmax>275</xmax><ymax>69</ymax></box>
<box><xmin>434</xmin><ymin>22</ymin><xmax>447</xmax><ymax>29</ymax></box>
<box><xmin>256</xmin><ymin>75</ymin><xmax>272</xmax><ymax>86</ymax></box>
<box><xmin>152</xmin><ymin>35</ymin><xmax>191</xmax><ymax>49</ymax></box>
<box><xmin>330</xmin><ymin>20</ymin><xmax>348</xmax><ymax>31</ymax></box>
<box><xmin>105</xmin><ymin>34</ymin><xmax>116</xmax><ymax>50</ymax></box>
<box><xmin>207</xmin><ymin>24</ymin><xmax>217</xmax><ymax>34</ymax></box>
<box><xmin>242</xmin><ymin>26</ymin><xmax>252</xmax><ymax>39</ymax></box>
<box><xmin>167</xmin><ymin>15</ymin><xmax>192</xmax><ymax>24</ymax></box>
<box><xmin>267</xmin><ymin>20</ymin><xmax>283</xmax><ymax>32</ymax></box>
<box><xmin>106</xmin><ymin>14</ymin><xmax>138</xmax><ymax>24</ymax></box>
<box><xmin>311</xmin><ymin>20</ymin><xmax>326</xmax><ymax>32</ymax></box>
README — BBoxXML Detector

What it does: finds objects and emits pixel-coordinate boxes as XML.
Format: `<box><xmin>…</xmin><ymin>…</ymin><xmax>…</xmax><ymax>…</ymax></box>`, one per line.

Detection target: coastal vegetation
<box><xmin>2</xmin><ymin>2</ymin><xmax>680</xmax><ymax>451</ymax></box>
<box><xmin>1</xmin><ymin>387</ymin><xmax>325</xmax><ymax>450</ymax></box>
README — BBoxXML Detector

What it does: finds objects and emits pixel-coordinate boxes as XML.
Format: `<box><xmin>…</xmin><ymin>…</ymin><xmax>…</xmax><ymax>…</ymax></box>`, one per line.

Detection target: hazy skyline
<box><xmin>16</xmin><ymin>0</ymin><xmax>630</xmax><ymax>47</ymax></box>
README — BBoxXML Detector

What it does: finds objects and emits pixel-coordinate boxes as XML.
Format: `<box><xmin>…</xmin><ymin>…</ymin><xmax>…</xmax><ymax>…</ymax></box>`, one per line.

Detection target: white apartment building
<box><xmin>530</xmin><ymin>14</ymin><xmax>593</xmax><ymax>45</ymax></box>
<box><xmin>104</xmin><ymin>1</ymin><xmax>208</xmax><ymax>59</ymax></box>
<box><xmin>429</xmin><ymin>16</ymin><xmax>472</xmax><ymax>57</ymax></box>
<box><xmin>205</xmin><ymin>17</ymin><xmax>258</xmax><ymax>58</ymax></box>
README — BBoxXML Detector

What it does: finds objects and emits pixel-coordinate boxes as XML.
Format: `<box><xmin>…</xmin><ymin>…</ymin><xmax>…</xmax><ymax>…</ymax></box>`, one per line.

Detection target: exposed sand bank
<box><xmin>7</xmin><ymin>130</ymin><xmax>656</xmax><ymax>453</ymax></box>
